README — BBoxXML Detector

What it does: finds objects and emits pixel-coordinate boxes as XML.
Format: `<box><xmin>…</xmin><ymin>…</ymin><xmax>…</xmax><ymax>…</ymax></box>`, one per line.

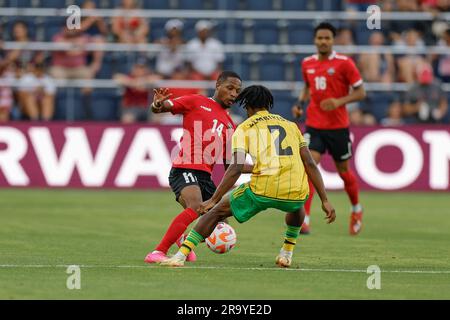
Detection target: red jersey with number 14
<box><xmin>168</xmin><ymin>94</ymin><xmax>236</xmax><ymax>174</ymax></box>
<box><xmin>302</xmin><ymin>51</ymin><xmax>363</xmax><ymax>129</ymax></box>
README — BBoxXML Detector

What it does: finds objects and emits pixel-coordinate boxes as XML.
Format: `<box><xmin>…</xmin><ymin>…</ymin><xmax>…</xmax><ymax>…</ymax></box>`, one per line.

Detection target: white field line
<box><xmin>0</xmin><ymin>264</ymin><xmax>449</xmax><ymax>274</ymax></box>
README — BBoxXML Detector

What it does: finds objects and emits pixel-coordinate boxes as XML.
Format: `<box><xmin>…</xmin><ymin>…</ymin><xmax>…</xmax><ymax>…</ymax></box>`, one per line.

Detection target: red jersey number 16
<box><xmin>315</xmin><ymin>76</ymin><xmax>327</xmax><ymax>90</ymax></box>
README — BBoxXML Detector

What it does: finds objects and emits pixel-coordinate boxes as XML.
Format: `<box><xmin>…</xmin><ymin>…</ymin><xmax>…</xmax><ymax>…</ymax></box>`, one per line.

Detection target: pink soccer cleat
<box><xmin>176</xmin><ymin>234</ymin><xmax>197</xmax><ymax>262</ymax></box>
<box><xmin>144</xmin><ymin>251</ymin><xmax>168</xmax><ymax>264</ymax></box>
<box><xmin>350</xmin><ymin>211</ymin><xmax>363</xmax><ymax>236</ymax></box>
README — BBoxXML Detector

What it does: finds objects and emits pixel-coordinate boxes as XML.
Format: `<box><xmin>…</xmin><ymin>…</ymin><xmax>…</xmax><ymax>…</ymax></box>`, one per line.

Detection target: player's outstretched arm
<box><xmin>198</xmin><ymin>151</ymin><xmax>246</xmax><ymax>214</ymax></box>
<box><xmin>300</xmin><ymin>146</ymin><xmax>336</xmax><ymax>224</ymax></box>
<box><xmin>150</xmin><ymin>88</ymin><xmax>173</xmax><ymax>113</ymax></box>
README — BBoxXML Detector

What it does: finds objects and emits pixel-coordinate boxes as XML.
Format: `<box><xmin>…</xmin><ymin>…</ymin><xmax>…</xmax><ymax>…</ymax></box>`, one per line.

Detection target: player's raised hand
<box><xmin>320</xmin><ymin>98</ymin><xmax>340</xmax><ymax>111</ymax></box>
<box><xmin>291</xmin><ymin>105</ymin><xmax>303</xmax><ymax>118</ymax></box>
<box><xmin>322</xmin><ymin>200</ymin><xmax>336</xmax><ymax>224</ymax></box>
<box><xmin>152</xmin><ymin>88</ymin><xmax>172</xmax><ymax>108</ymax></box>
<box><xmin>198</xmin><ymin>199</ymin><xmax>217</xmax><ymax>215</ymax></box>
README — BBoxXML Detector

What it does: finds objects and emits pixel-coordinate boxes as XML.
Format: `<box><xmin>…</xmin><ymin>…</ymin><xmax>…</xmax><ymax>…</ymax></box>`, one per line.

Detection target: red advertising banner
<box><xmin>0</xmin><ymin>123</ymin><xmax>449</xmax><ymax>191</ymax></box>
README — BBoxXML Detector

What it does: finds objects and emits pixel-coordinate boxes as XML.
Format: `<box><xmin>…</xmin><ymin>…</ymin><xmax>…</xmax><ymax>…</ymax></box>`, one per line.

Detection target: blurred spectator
<box><xmin>403</xmin><ymin>63</ymin><xmax>448</xmax><ymax>123</ymax></box>
<box><xmin>5</xmin><ymin>21</ymin><xmax>56</xmax><ymax>121</ymax></box>
<box><xmin>359</xmin><ymin>32</ymin><xmax>395</xmax><ymax>83</ymax></box>
<box><xmin>17</xmin><ymin>63</ymin><xmax>56</xmax><ymax>121</ymax></box>
<box><xmin>80</xmin><ymin>0</ymin><xmax>108</xmax><ymax>38</ymax></box>
<box><xmin>421</xmin><ymin>0</ymin><xmax>450</xmax><ymax>13</ymax></box>
<box><xmin>388</xmin><ymin>0</ymin><xmax>431</xmax><ymax>45</ymax></box>
<box><xmin>186</xmin><ymin>20</ymin><xmax>225</xmax><ymax>81</ymax></box>
<box><xmin>50</xmin><ymin>26</ymin><xmax>103</xmax><ymax>119</ymax></box>
<box><xmin>153</xmin><ymin>66</ymin><xmax>205</xmax><ymax>125</ymax></box>
<box><xmin>335</xmin><ymin>27</ymin><xmax>356</xmax><ymax>59</ymax></box>
<box><xmin>380</xmin><ymin>99</ymin><xmax>406</xmax><ymax>126</ymax></box>
<box><xmin>166</xmin><ymin>66</ymin><xmax>206</xmax><ymax>98</ymax></box>
<box><xmin>434</xmin><ymin>28</ymin><xmax>450</xmax><ymax>82</ymax></box>
<box><xmin>348</xmin><ymin>105</ymin><xmax>377</xmax><ymax>125</ymax></box>
<box><xmin>0</xmin><ymin>64</ymin><xmax>14</xmax><ymax>122</ymax></box>
<box><xmin>155</xmin><ymin>19</ymin><xmax>186</xmax><ymax>78</ymax></box>
<box><xmin>4</xmin><ymin>21</ymin><xmax>48</xmax><ymax>80</ymax></box>
<box><xmin>112</xmin><ymin>0</ymin><xmax>149</xmax><ymax>44</ymax></box>
<box><xmin>113</xmin><ymin>58</ymin><xmax>161</xmax><ymax>123</ymax></box>
<box><xmin>395</xmin><ymin>28</ymin><xmax>427</xmax><ymax>83</ymax></box>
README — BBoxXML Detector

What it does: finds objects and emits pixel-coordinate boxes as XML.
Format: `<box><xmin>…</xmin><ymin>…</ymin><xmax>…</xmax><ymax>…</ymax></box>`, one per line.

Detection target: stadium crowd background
<box><xmin>0</xmin><ymin>0</ymin><xmax>449</xmax><ymax>125</ymax></box>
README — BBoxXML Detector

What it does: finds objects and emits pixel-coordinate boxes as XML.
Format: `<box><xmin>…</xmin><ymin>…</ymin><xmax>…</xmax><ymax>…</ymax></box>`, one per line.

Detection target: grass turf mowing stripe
<box><xmin>1</xmin><ymin>264</ymin><xmax>450</xmax><ymax>274</ymax></box>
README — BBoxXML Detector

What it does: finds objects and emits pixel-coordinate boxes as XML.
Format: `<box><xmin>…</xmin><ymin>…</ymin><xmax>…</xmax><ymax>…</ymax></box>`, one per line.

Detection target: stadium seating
<box><xmin>281</xmin><ymin>0</ymin><xmax>307</xmax><ymax>11</ymax></box>
<box><xmin>2</xmin><ymin>0</ymin><xmax>448</xmax><ymax>123</ymax></box>
<box><xmin>39</xmin><ymin>0</ymin><xmax>65</xmax><ymax>8</ymax></box>
<box><xmin>253</xmin><ymin>20</ymin><xmax>280</xmax><ymax>45</ymax></box>
<box><xmin>259</xmin><ymin>55</ymin><xmax>286</xmax><ymax>81</ymax></box>
<box><xmin>288</xmin><ymin>22</ymin><xmax>314</xmax><ymax>45</ymax></box>
<box><xmin>246</xmin><ymin>0</ymin><xmax>274</xmax><ymax>10</ymax></box>
<box><xmin>142</xmin><ymin>0</ymin><xmax>172</xmax><ymax>9</ymax></box>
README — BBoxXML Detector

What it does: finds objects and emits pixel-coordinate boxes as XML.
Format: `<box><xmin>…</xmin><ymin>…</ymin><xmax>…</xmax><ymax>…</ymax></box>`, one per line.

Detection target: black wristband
<box><xmin>295</xmin><ymin>100</ymin><xmax>305</xmax><ymax>108</ymax></box>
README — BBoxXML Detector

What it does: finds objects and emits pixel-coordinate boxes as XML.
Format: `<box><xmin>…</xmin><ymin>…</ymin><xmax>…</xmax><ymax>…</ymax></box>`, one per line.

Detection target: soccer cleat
<box><xmin>350</xmin><ymin>211</ymin><xmax>363</xmax><ymax>235</ymax></box>
<box><xmin>275</xmin><ymin>254</ymin><xmax>292</xmax><ymax>268</ymax></box>
<box><xmin>144</xmin><ymin>251</ymin><xmax>168</xmax><ymax>264</ymax></box>
<box><xmin>159</xmin><ymin>255</ymin><xmax>186</xmax><ymax>267</ymax></box>
<box><xmin>176</xmin><ymin>235</ymin><xmax>197</xmax><ymax>262</ymax></box>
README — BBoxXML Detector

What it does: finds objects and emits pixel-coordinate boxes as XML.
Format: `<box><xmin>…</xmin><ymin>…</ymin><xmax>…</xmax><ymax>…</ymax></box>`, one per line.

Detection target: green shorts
<box><xmin>229</xmin><ymin>183</ymin><xmax>307</xmax><ymax>223</ymax></box>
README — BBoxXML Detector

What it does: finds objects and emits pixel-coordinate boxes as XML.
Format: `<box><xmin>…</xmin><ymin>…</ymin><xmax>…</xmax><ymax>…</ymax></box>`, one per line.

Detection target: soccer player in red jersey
<box><xmin>145</xmin><ymin>71</ymin><xmax>244</xmax><ymax>263</ymax></box>
<box><xmin>292</xmin><ymin>22</ymin><xmax>366</xmax><ymax>235</ymax></box>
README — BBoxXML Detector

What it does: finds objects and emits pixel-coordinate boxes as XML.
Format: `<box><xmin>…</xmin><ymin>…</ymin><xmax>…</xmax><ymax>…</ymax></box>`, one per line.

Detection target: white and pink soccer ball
<box><xmin>206</xmin><ymin>222</ymin><xmax>237</xmax><ymax>254</ymax></box>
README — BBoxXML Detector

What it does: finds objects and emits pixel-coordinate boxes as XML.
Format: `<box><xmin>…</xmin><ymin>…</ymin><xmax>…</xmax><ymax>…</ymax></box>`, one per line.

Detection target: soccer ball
<box><xmin>205</xmin><ymin>222</ymin><xmax>237</xmax><ymax>254</ymax></box>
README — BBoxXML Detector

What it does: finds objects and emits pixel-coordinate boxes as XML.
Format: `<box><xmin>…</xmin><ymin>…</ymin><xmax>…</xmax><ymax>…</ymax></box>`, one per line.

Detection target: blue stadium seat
<box><xmin>315</xmin><ymin>0</ymin><xmax>343</xmax><ymax>11</ymax></box>
<box><xmin>142</xmin><ymin>0</ymin><xmax>171</xmax><ymax>9</ymax></box>
<box><xmin>54</xmin><ymin>89</ymin><xmax>86</xmax><ymax>121</ymax></box>
<box><xmin>215</xmin><ymin>21</ymin><xmax>244</xmax><ymax>44</ymax></box>
<box><xmin>39</xmin><ymin>0</ymin><xmax>66</xmax><ymax>8</ymax></box>
<box><xmin>149</xmin><ymin>19</ymin><xmax>167</xmax><ymax>42</ymax></box>
<box><xmin>44</xmin><ymin>19</ymin><xmax>64</xmax><ymax>41</ymax></box>
<box><xmin>281</xmin><ymin>0</ymin><xmax>307</xmax><ymax>10</ymax></box>
<box><xmin>12</xmin><ymin>0</ymin><xmax>32</xmax><ymax>7</ymax></box>
<box><xmin>212</xmin><ymin>0</ymin><xmax>240</xmax><ymax>10</ymax></box>
<box><xmin>91</xmin><ymin>89</ymin><xmax>120</xmax><ymax>121</ymax></box>
<box><xmin>97</xmin><ymin>63</ymin><xmax>113</xmax><ymax>79</ymax></box>
<box><xmin>273</xmin><ymin>91</ymin><xmax>296</xmax><ymax>119</ymax></box>
<box><xmin>247</xmin><ymin>0</ymin><xmax>273</xmax><ymax>10</ymax></box>
<box><xmin>224</xmin><ymin>55</ymin><xmax>250</xmax><ymax>80</ymax></box>
<box><xmin>288</xmin><ymin>22</ymin><xmax>314</xmax><ymax>45</ymax></box>
<box><xmin>353</xmin><ymin>22</ymin><xmax>370</xmax><ymax>45</ymax></box>
<box><xmin>253</xmin><ymin>21</ymin><xmax>280</xmax><ymax>44</ymax></box>
<box><xmin>259</xmin><ymin>56</ymin><xmax>286</xmax><ymax>81</ymax></box>
<box><xmin>178</xmin><ymin>0</ymin><xmax>204</xmax><ymax>10</ymax></box>
<box><xmin>365</xmin><ymin>92</ymin><xmax>392</xmax><ymax>122</ymax></box>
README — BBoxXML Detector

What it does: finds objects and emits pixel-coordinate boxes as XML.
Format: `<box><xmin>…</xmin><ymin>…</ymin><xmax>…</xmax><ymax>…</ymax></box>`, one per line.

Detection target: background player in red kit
<box><xmin>145</xmin><ymin>71</ymin><xmax>244</xmax><ymax>263</ymax></box>
<box><xmin>292</xmin><ymin>22</ymin><xmax>366</xmax><ymax>235</ymax></box>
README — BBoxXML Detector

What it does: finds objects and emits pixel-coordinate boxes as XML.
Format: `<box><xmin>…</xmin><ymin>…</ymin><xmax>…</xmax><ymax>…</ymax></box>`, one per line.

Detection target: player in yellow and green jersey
<box><xmin>160</xmin><ymin>85</ymin><xmax>336</xmax><ymax>268</ymax></box>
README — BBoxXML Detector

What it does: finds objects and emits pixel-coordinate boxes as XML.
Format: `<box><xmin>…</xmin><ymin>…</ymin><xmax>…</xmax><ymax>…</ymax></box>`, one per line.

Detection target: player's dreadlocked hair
<box><xmin>235</xmin><ymin>85</ymin><xmax>274</xmax><ymax>110</ymax></box>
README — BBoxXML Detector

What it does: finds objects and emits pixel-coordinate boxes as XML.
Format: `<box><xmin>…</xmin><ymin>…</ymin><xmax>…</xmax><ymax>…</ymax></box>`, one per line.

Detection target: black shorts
<box><xmin>304</xmin><ymin>126</ymin><xmax>353</xmax><ymax>162</ymax></box>
<box><xmin>168</xmin><ymin>168</ymin><xmax>217</xmax><ymax>203</ymax></box>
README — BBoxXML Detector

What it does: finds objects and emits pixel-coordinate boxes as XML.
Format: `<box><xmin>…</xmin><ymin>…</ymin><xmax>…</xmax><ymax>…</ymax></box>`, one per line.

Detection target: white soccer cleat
<box><xmin>275</xmin><ymin>253</ymin><xmax>292</xmax><ymax>268</ymax></box>
<box><xmin>159</xmin><ymin>254</ymin><xmax>186</xmax><ymax>267</ymax></box>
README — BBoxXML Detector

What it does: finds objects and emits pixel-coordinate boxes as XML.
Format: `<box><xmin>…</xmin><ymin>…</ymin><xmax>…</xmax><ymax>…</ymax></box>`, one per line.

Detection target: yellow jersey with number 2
<box><xmin>231</xmin><ymin>110</ymin><xmax>309</xmax><ymax>201</ymax></box>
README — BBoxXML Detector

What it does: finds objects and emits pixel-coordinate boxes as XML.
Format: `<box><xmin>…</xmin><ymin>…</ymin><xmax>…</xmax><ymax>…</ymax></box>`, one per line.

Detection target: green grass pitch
<box><xmin>0</xmin><ymin>189</ymin><xmax>449</xmax><ymax>299</ymax></box>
